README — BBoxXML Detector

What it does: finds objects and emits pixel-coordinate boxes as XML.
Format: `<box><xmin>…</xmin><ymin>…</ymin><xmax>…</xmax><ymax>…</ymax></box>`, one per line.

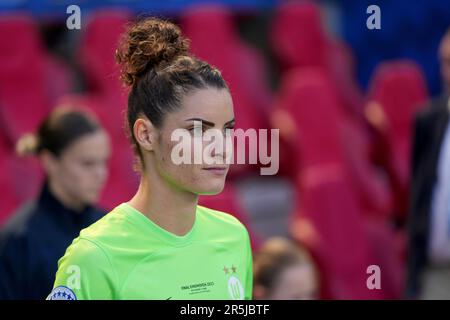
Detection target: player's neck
<box><xmin>128</xmin><ymin>173</ymin><xmax>198</xmax><ymax>237</ymax></box>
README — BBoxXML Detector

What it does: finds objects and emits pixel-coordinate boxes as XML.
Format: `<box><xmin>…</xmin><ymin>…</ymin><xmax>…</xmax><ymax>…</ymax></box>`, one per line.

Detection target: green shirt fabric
<box><xmin>47</xmin><ymin>203</ymin><xmax>253</xmax><ymax>300</ymax></box>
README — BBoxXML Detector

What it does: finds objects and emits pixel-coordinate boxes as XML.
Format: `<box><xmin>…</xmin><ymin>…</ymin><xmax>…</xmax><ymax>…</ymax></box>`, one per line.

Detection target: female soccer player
<box><xmin>0</xmin><ymin>107</ymin><xmax>109</xmax><ymax>299</ymax></box>
<box><xmin>48</xmin><ymin>17</ymin><xmax>253</xmax><ymax>300</ymax></box>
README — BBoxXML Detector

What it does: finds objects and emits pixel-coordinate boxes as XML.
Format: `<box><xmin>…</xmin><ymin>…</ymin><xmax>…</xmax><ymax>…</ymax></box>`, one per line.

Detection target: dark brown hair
<box><xmin>16</xmin><ymin>106</ymin><xmax>100</xmax><ymax>157</ymax></box>
<box><xmin>115</xmin><ymin>17</ymin><xmax>229</xmax><ymax>168</ymax></box>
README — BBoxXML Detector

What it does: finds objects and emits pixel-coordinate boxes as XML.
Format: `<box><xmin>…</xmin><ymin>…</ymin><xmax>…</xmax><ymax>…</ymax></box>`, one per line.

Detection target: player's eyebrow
<box><xmin>185</xmin><ymin>118</ymin><xmax>235</xmax><ymax>127</ymax></box>
<box><xmin>185</xmin><ymin>118</ymin><xmax>215</xmax><ymax>127</ymax></box>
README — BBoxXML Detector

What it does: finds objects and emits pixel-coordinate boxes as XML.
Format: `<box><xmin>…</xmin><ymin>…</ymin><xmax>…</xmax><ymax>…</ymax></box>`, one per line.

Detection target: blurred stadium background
<box><xmin>0</xmin><ymin>0</ymin><xmax>449</xmax><ymax>299</ymax></box>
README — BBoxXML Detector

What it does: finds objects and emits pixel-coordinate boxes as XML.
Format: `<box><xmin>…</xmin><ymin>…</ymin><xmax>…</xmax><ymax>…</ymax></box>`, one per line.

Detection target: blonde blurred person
<box><xmin>0</xmin><ymin>106</ymin><xmax>110</xmax><ymax>299</ymax></box>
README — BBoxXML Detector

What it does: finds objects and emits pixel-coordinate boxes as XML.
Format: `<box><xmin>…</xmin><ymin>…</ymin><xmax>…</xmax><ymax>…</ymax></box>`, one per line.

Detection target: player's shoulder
<box><xmin>56</xmin><ymin>205</ymin><xmax>129</xmax><ymax>264</ymax></box>
<box><xmin>196</xmin><ymin>205</ymin><xmax>249</xmax><ymax>236</ymax></box>
<box><xmin>57</xmin><ymin>234</ymin><xmax>111</xmax><ymax>274</ymax></box>
<box><xmin>52</xmin><ymin>234</ymin><xmax>116</xmax><ymax>300</ymax></box>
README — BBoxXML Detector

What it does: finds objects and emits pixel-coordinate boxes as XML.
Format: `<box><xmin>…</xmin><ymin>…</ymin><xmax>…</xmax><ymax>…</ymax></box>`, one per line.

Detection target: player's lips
<box><xmin>202</xmin><ymin>166</ymin><xmax>228</xmax><ymax>175</ymax></box>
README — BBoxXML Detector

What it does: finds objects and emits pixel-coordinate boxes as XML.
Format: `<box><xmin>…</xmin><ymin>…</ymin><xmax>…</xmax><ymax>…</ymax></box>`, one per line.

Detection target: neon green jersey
<box><xmin>47</xmin><ymin>203</ymin><xmax>253</xmax><ymax>300</ymax></box>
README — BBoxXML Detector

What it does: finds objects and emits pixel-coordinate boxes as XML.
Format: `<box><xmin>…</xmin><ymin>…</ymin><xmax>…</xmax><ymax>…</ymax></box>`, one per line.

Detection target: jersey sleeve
<box><xmin>243</xmin><ymin>229</ymin><xmax>253</xmax><ymax>300</ymax></box>
<box><xmin>47</xmin><ymin>238</ymin><xmax>117</xmax><ymax>300</ymax></box>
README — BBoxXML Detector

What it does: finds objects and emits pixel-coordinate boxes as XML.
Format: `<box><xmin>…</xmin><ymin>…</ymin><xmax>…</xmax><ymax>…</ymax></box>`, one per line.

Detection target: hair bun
<box><xmin>16</xmin><ymin>133</ymin><xmax>40</xmax><ymax>157</ymax></box>
<box><xmin>116</xmin><ymin>17</ymin><xmax>190</xmax><ymax>87</ymax></box>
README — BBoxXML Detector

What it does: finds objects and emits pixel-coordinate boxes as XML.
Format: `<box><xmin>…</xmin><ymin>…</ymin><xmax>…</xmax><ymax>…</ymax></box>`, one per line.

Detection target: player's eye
<box><xmin>80</xmin><ymin>160</ymin><xmax>96</xmax><ymax>168</ymax></box>
<box><xmin>188</xmin><ymin>125</ymin><xmax>206</xmax><ymax>134</ymax></box>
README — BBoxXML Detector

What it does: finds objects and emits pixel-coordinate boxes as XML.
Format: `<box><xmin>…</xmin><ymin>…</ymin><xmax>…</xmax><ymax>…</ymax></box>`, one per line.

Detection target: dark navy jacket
<box><xmin>0</xmin><ymin>183</ymin><xmax>104</xmax><ymax>299</ymax></box>
<box><xmin>407</xmin><ymin>95</ymin><xmax>449</xmax><ymax>298</ymax></box>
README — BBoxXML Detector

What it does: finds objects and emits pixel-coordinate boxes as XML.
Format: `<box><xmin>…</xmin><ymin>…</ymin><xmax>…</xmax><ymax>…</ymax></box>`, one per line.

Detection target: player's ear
<box><xmin>133</xmin><ymin>117</ymin><xmax>157</xmax><ymax>152</ymax></box>
<box><xmin>40</xmin><ymin>150</ymin><xmax>59</xmax><ymax>176</ymax></box>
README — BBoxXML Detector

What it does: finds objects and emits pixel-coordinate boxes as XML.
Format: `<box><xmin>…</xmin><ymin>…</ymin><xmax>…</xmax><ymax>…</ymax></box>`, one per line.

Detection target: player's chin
<box><xmin>82</xmin><ymin>189</ymin><xmax>102</xmax><ymax>205</ymax></box>
<box><xmin>195</xmin><ymin>170</ymin><xmax>228</xmax><ymax>195</ymax></box>
<box><xmin>83</xmin><ymin>195</ymin><xmax>99</xmax><ymax>206</ymax></box>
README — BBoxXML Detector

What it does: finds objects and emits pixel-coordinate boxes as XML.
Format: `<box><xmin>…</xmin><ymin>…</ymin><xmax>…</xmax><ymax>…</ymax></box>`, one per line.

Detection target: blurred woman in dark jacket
<box><xmin>0</xmin><ymin>106</ymin><xmax>110</xmax><ymax>299</ymax></box>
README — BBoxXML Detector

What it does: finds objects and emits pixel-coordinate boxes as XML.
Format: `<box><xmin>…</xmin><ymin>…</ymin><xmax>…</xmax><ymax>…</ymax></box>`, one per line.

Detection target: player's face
<box><xmin>154</xmin><ymin>88</ymin><xmax>234</xmax><ymax>195</ymax></box>
<box><xmin>46</xmin><ymin>130</ymin><xmax>111</xmax><ymax>208</ymax></box>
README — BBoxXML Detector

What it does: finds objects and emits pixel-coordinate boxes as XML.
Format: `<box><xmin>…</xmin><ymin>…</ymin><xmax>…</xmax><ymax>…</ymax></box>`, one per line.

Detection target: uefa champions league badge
<box><xmin>46</xmin><ymin>286</ymin><xmax>77</xmax><ymax>300</ymax></box>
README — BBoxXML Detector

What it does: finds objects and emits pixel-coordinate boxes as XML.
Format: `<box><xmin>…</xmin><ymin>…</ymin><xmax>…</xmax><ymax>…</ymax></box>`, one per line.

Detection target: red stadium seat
<box><xmin>270</xmin><ymin>2</ymin><xmax>365</xmax><ymax>121</ymax></box>
<box><xmin>234</xmin><ymin>45</ymin><xmax>273</xmax><ymax>127</ymax></box>
<box><xmin>364</xmin><ymin>217</ymin><xmax>405</xmax><ymax>299</ymax></box>
<box><xmin>98</xmin><ymin>142</ymin><xmax>139</xmax><ymax>211</ymax></box>
<box><xmin>43</xmin><ymin>55</ymin><xmax>74</xmax><ymax>108</ymax></box>
<box><xmin>275</xmin><ymin>68</ymin><xmax>343</xmax><ymax>167</ymax></box>
<box><xmin>291</xmin><ymin>166</ymin><xmax>384</xmax><ymax>299</ymax></box>
<box><xmin>0</xmin><ymin>14</ymin><xmax>51</xmax><ymax>144</ymax></box>
<box><xmin>77</xmin><ymin>9</ymin><xmax>132</xmax><ymax>98</ymax></box>
<box><xmin>282</xmin><ymin>68</ymin><xmax>403</xmax><ymax>298</ymax></box>
<box><xmin>0</xmin><ymin>14</ymin><xmax>51</xmax><ymax>221</ymax></box>
<box><xmin>270</xmin><ymin>1</ymin><xmax>326</xmax><ymax>70</ymax></box>
<box><xmin>292</xmin><ymin>164</ymin><xmax>404</xmax><ymax>299</ymax></box>
<box><xmin>275</xmin><ymin>67</ymin><xmax>392</xmax><ymax>217</ymax></box>
<box><xmin>339</xmin><ymin>119</ymin><xmax>393</xmax><ymax>217</ymax></box>
<box><xmin>56</xmin><ymin>93</ymin><xmax>128</xmax><ymax>144</ymax></box>
<box><xmin>367</xmin><ymin>60</ymin><xmax>428</xmax><ymax>219</ymax></box>
<box><xmin>0</xmin><ymin>136</ymin><xmax>19</xmax><ymax>225</ymax></box>
<box><xmin>0</xmin><ymin>132</ymin><xmax>43</xmax><ymax>225</ymax></box>
<box><xmin>327</xmin><ymin>38</ymin><xmax>365</xmax><ymax>120</ymax></box>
